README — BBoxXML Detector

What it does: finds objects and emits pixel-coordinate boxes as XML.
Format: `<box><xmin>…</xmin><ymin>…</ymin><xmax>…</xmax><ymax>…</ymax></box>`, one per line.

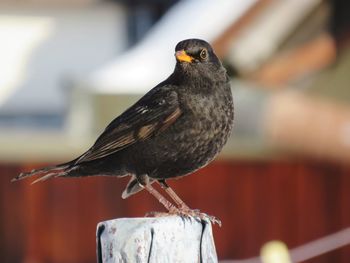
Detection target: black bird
<box><xmin>12</xmin><ymin>39</ymin><xmax>234</xmax><ymax>224</ymax></box>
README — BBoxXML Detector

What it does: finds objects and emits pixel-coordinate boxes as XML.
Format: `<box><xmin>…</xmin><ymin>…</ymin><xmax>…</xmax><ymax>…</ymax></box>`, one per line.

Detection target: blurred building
<box><xmin>1</xmin><ymin>0</ymin><xmax>350</xmax><ymax>262</ymax></box>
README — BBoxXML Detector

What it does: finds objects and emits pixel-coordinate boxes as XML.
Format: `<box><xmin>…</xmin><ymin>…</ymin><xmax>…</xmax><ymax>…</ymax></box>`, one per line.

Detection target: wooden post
<box><xmin>96</xmin><ymin>216</ymin><xmax>218</xmax><ymax>263</ymax></box>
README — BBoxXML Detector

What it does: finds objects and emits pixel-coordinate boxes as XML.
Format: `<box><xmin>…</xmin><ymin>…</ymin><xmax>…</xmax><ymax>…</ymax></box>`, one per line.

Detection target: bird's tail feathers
<box><xmin>11</xmin><ymin>164</ymin><xmax>70</xmax><ymax>184</ymax></box>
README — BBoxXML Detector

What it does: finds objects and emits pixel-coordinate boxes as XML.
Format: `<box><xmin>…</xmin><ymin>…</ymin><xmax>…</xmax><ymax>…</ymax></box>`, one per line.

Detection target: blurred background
<box><xmin>1</xmin><ymin>0</ymin><xmax>350</xmax><ymax>262</ymax></box>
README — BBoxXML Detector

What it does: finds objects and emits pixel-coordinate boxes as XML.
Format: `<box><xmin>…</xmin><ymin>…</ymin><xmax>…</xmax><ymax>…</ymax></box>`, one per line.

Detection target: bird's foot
<box><xmin>145</xmin><ymin>211</ymin><xmax>173</xmax><ymax>218</ymax></box>
<box><xmin>146</xmin><ymin>208</ymin><xmax>221</xmax><ymax>226</ymax></box>
<box><xmin>145</xmin><ymin>206</ymin><xmax>221</xmax><ymax>226</ymax></box>
<box><xmin>145</xmin><ymin>205</ymin><xmax>181</xmax><ymax>218</ymax></box>
<box><xmin>177</xmin><ymin>208</ymin><xmax>222</xmax><ymax>227</ymax></box>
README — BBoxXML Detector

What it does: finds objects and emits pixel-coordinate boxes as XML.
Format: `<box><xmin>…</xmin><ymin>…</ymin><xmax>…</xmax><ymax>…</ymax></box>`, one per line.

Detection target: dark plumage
<box><xmin>12</xmin><ymin>39</ymin><xmax>234</xmax><ymax>223</ymax></box>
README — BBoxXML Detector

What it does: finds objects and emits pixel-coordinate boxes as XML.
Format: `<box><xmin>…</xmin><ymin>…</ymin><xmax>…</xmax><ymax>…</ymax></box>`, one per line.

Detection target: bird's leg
<box><xmin>157</xmin><ymin>180</ymin><xmax>190</xmax><ymax>210</ymax></box>
<box><xmin>144</xmin><ymin>184</ymin><xmax>179</xmax><ymax>214</ymax></box>
<box><xmin>157</xmin><ymin>180</ymin><xmax>222</xmax><ymax>226</ymax></box>
<box><xmin>138</xmin><ymin>175</ymin><xmax>178</xmax><ymax>214</ymax></box>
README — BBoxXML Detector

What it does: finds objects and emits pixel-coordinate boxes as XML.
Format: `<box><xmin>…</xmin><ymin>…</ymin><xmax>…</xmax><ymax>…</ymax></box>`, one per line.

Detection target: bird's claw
<box><xmin>145</xmin><ymin>205</ymin><xmax>181</xmax><ymax>217</ymax></box>
<box><xmin>145</xmin><ymin>211</ymin><xmax>172</xmax><ymax>217</ymax></box>
<box><xmin>145</xmin><ymin>208</ymin><xmax>221</xmax><ymax>227</ymax></box>
<box><xmin>178</xmin><ymin>209</ymin><xmax>222</xmax><ymax>227</ymax></box>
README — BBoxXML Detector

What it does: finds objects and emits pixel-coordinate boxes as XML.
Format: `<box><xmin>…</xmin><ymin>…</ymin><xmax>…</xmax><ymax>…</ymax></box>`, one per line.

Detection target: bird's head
<box><xmin>174</xmin><ymin>39</ymin><xmax>223</xmax><ymax>79</ymax></box>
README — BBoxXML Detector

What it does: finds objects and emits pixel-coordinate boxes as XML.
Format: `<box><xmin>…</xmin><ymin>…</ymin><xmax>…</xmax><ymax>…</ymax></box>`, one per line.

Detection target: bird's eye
<box><xmin>200</xmin><ymin>49</ymin><xmax>208</xmax><ymax>60</ymax></box>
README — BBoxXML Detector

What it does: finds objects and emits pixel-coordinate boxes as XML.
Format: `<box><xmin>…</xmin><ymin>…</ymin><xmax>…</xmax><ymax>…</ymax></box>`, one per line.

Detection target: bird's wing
<box><xmin>75</xmin><ymin>87</ymin><xmax>181</xmax><ymax>164</ymax></box>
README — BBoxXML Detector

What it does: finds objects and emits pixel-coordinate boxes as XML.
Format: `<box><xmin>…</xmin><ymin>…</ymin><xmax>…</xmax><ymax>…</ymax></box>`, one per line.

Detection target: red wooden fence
<box><xmin>1</xmin><ymin>159</ymin><xmax>349</xmax><ymax>262</ymax></box>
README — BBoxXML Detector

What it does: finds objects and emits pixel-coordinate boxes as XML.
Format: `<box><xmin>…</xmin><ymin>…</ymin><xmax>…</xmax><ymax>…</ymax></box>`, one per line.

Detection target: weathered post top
<box><xmin>97</xmin><ymin>216</ymin><xmax>218</xmax><ymax>263</ymax></box>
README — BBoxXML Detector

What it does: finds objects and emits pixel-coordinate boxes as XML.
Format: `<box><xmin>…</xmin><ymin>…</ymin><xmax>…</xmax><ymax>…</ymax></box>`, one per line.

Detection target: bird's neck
<box><xmin>172</xmin><ymin>65</ymin><xmax>227</xmax><ymax>86</ymax></box>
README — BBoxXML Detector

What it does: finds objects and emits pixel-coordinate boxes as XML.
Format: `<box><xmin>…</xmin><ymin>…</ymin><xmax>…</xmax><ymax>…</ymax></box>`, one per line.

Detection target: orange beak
<box><xmin>175</xmin><ymin>50</ymin><xmax>193</xmax><ymax>63</ymax></box>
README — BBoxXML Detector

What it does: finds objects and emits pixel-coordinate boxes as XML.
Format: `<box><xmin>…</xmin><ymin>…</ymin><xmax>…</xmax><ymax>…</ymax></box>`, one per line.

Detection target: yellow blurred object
<box><xmin>261</xmin><ymin>241</ymin><xmax>292</xmax><ymax>263</ymax></box>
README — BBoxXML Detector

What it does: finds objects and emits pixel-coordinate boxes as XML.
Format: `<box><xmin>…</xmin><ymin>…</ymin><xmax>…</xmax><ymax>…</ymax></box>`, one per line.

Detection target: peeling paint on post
<box><xmin>96</xmin><ymin>216</ymin><xmax>218</xmax><ymax>263</ymax></box>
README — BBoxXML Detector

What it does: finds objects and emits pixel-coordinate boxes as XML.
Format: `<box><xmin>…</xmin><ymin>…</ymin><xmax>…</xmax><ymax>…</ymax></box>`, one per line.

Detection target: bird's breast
<box><xmin>130</xmin><ymin>81</ymin><xmax>233</xmax><ymax>179</ymax></box>
<box><xmin>162</xmin><ymin>84</ymin><xmax>233</xmax><ymax>165</ymax></box>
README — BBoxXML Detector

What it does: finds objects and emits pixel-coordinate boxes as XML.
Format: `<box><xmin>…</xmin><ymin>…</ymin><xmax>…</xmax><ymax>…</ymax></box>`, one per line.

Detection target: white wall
<box><xmin>0</xmin><ymin>4</ymin><xmax>127</xmax><ymax>115</ymax></box>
